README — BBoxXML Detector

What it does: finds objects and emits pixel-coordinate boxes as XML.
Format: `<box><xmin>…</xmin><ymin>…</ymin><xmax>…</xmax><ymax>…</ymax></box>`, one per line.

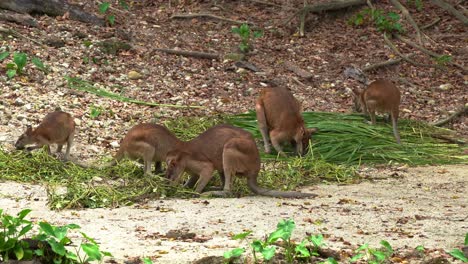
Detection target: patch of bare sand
<box><xmin>0</xmin><ymin>165</ymin><xmax>466</xmax><ymax>263</ymax></box>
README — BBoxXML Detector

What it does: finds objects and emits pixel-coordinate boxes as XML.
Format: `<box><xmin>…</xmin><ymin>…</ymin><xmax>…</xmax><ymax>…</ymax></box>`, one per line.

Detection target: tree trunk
<box><xmin>0</xmin><ymin>0</ymin><xmax>105</xmax><ymax>26</ymax></box>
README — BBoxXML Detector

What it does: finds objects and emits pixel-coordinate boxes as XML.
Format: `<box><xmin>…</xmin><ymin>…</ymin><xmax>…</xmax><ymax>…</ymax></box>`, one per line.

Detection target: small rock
<box><xmin>74</xmin><ymin>118</ymin><xmax>82</xmax><ymax>126</ymax></box>
<box><xmin>438</xmin><ymin>83</ymin><xmax>453</xmax><ymax>91</ymax></box>
<box><xmin>128</xmin><ymin>70</ymin><xmax>143</xmax><ymax>80</ymax></box>
<box><xmin>14</xmin><ymin>98</ymin><xmax>25</xmax><ymax>106</ymax></box>
<box><xmin>16</xmin><ymin>114</ymin><xmax>27</xmax><ymax>121</ymax></box>
<box><xmin>24</xmin><ymin>104</ymin><xmax>32</xmax><ymax>110</ymax></box>
<box><xmin>92</xmin><ymin>176</ymin><xmax>103</xmax><ymax>182</ymax></box>
<box><xmin>402</xmin><ymin>108</ymin><xmax>412</xmax><ymax>113</ymax></box>
<box><xmin>427</xmin><ymin>99</ymin><xmax>435</xmax><ymax>105</ymax></box>
<box><xmin>110</xmin><ymin>141</ymin><xmax>120</xmax><ymax>148</ymax></box>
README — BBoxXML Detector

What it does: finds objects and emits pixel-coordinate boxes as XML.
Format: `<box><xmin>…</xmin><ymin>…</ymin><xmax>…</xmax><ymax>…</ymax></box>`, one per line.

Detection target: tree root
<box><xmin>151</xmin><ymin>48</ymin><xmax>220</xmax><ymax>60</ymax></box>
<box><xmin>170</xmin><ymin>13</ymin><xmax>250</xmax><ymax>25</ymax></box>
<box><xmin>430</xmin><ymin>0</ymin><xmax>468</xmax><ymax>25</ymax></box>
<box><xmin>389</xmin><ymin>0</ymin><xmax>423</xmax><ymax>44</ymax></box>
<box><xmin>395</xmin><ymin>34</ymin><xmax>467</xmax><ymax>72</ymax></box>
<box><xmin>362</xmin><ymin>55</ymin><xmax>413</xmax><ymax>72</ymax></box>
<box><xmin>433</xmin><ymin>105</ymin><xmax>468</xmax><ymax>127</ymax></box>
<box><xmin>284</xmin><ymin>61</ymin><xmax>313</xmax><ymax>80</ymax></box>
<box><xmin>421</xmin><ymin>17</ymin><xmax>441</xmax><ymax>30</ymax></box>
<box><xmin>383</xmin><ymin>33</ymin><xmax>443</xmax><ymax>69</ymax></box>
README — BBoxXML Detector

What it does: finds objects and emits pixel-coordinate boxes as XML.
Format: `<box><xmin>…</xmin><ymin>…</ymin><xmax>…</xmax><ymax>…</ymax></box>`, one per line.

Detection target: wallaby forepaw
<box><xmin>201</xmin><ymin>191</ymin><xmax>231</xmax><ymax>198</ymax></box>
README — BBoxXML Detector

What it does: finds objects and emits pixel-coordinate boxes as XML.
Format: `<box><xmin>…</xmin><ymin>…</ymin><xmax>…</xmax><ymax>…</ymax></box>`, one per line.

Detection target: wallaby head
<box><xmin>15</xmin><ymin>125</ymin><xmax>34</xmax><ymax>150</ymax></box>
<box><xmin>165</xmin><ymin>150</ymin><xmax>188</xmax><ymax>182</ymax></box>
<box><xmin>296</xmin><ymin>127</ymin><xmax>318</xmax><ymax>155</ymax></box>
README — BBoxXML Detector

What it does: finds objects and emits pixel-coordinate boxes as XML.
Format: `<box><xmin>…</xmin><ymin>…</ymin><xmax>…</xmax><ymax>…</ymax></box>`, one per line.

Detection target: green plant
<box><xmin>223</xmin><ymin>231</ymin><xmax>251</xmax><ymax>260</ymax></box>
<box><xmin>251</xmin><ymin>219</ymin><xmax>297</xmax><ymax>262</ymax></box>
<box><xmin>142</xmin><ymin>257</ymin><xmax>154</xmax><ymax>264</ymax></box>
<box><xmin>98</xmin><ymin>2</ymin><xmax>115</xmax><ymax>25</ymax></box>
<box><xmin>0</xmin><ymin>209</ymin><xmax>34</xmax><ymax>261</ymax></box>
<box><xmin>349</xmin><ymin>8</ymin><xmax>403</xmax><ymax>33</ymax></box>
<box><xmin>350</xmin><ymin>240</ymin><xmax>393</xmax><ymax>264</ymax></box>
<box><xmin>231</xmin><ymin>23</ymin><xmax>263</xmax><ymax>53</ymax></box>
<box><xmin>0</xmin><ymin>209</ymin><xmax>111</xmax><ymax>263</ymax></box>
<box><xmin>435</xmin><ymin>55</ymin><xmax>452</xmax><ymax>65</ymax></box>
<box><xmin>448</xmin><ymin>233</ymin><xmax>468</xmax><ymax>262</ymax></box>
<box><xmin>407</xmin><ymin>0</ymin><xmax>423</xmax><ymax>11</ymax></box>
<box><xmin>89</xmin><ymin>105</ymin><xmax>103</xmax><ymax>119</ymax></box>
<box><xmin>1</xmin><ymin>52</ymin><xmax>47</xmax><ymax>78</ymax></box>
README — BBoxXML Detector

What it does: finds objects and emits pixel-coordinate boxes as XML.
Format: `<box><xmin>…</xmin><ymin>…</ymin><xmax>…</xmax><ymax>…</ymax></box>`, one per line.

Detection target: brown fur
<box><xmin>101</xmin><ymin>123</ymin><xmax>182</xmax><ymax>175</ymax></box>
<box><xmin>352</xmin><ymin>79</ymin><xmax>401</xmax><ymax>144</ymax></box>
<box><xmin>255</xmin><ymin>84</ymin><xmax>316</xmax><ymax>156</ymax></box>
<box><xmin>165</xmin><ymin>124</ymin><xmax>317</xmax><ymax>198</ymax></box>
<box><xmin>15</xmin><ymin>111</ymin><xmax>75</xmax><ymax>160</ymax></box>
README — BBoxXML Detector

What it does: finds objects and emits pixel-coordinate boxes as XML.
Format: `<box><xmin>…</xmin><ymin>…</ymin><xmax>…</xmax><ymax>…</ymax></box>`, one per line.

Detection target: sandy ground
<box><xmin>0</xmin><ymin>164</ymin><xmax>467</xmax><ymax>263</ymax></box>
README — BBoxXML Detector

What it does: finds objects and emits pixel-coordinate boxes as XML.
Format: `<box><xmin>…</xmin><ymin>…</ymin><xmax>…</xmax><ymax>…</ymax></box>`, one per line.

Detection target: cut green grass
<box><xmin>229</xmin><ymin>111</ymin><xmax>467</xmax><ymax>165</ymax></box>
<box><xmin>0</xmin><ymin>113</ymin><xmax>465</xmax><ymax>209</ymax></box>
<box><xmin>65</xmin><ymin>76</ymin><xmax>203</xmax><ymax>109</ymax></box>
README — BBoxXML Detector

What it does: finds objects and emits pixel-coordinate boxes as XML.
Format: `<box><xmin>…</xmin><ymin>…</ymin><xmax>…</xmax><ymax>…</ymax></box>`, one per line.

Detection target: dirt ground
<box><xmin>1</xmin><ymin>164</ymin><xmax>466</xmax><ymax>263</ymax></box>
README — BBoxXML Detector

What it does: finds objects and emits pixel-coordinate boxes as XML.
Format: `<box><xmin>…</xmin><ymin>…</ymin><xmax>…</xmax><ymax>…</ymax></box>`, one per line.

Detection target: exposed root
<box><xmin>170</xmin><ymin>13</ymin><xmax>250</xmax><ymax>25</ymax></box>
<box><xmin>389</xmin><ymin>0</ymin><xmax>423</xmax><ymax>44</ymax></box>
<box><xmin>151</xmin><ymin>48</ymin><xmax>220</xmax><ymax>60</ymax></box>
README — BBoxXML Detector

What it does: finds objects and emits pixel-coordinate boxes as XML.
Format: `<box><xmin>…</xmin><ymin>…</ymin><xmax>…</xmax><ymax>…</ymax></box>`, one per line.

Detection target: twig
<box><xmin>383</xmin><ymin>33</ymin><xmax>442</xmax><ymax>69</ymax></box>
<box><xmin>0</xmin><ymin>26</ymin><xmax>44</xmax><ymax>46</ymax></box>
<box><xmin>171</xmin><ymin>13</ymin><xmax>251</xmax><ymax>25</ymax></box>
<box><xmin>362</xmin><ymin>55</ymin><xmax>414</xmax><ymax>72</ymax></box>
<box><xmin>430</xmin><ymin>0</ymin><xmax>468</xmax><ymax>25</ymax></box>
<box><xmin>249</xmin><ymin>0</ymin><xmax>287</xmax><ymax>9</ymax></box>
<box><xmin>395</xmin><ymin>34</ymin><xmax>468</xmax><ymax>72</ymax></box>
<box><xmin>421</xmin><ymin>17</ymin><xmax>441</xmax><ymax>30</ymax></box>
<box><xmin>284</xmin><ymin>61</ymin><xmax>313</xmax><ymax>79</ymax></box>
<box><xmin>389</xmin><ymin>0</ymin><xmax>423</xmax><ymax>44</ymax></box>
<box><xmin>433</xmin><ymin>105</ymin><xmax>468</xmax><ymax>127</ymax></box>
<box><xmin>152</xmin><ymin>48</ymin><xmax>220</xmax><ymax>60</ymax></box>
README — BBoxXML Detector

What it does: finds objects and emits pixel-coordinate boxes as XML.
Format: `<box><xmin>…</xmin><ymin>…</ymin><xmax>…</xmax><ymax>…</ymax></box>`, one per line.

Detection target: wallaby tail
<box><xmin>391</xmin><ymin>111</ymin><xmax>401</xmax><ymax>144</ymax></box>
<box><xmin>247</xmin><ymin>176</ymin><xmax>317</xmax><ymax>198</ymax></box>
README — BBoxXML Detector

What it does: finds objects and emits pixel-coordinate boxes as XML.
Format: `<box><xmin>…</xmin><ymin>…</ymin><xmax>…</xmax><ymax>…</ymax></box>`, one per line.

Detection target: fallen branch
<box><xmin>171</xmin><ymin>13</ymin><xmax>250</xmax><ymax>25</ymax></box>
<box><xmin>433</xmin><ymin>105</ymin><xmax>468</xmax><ymax>127</ymax></box>
<box><xmin>421</xmin><ymin>17</ymin><xmax>441</xmax><ymax>30</ymax></box>
<box><xmin>0</xmin><ymin>9</ymin><xmax>37</xmax><ymax>27</ymax></box>
<box><xmin>430</xmin><ymin>0</ymin><xmax>468</xmax><ymax>25</ymax></box>
<box><xmin>395</xmin><ymin>34</ymin><xmax>467</xmax><ymax>72</ymax></box>
<box><xmin>383</xmin><ymin>33</ymin><xmax>443</xmax><ymax>69</ymax></box>
<box><xmin>284</xmin><ymin>61</ymin><xmax>313</xmax><ymax>80</ymax></box>
<box><xmin>152</xmin><ymin>48</ymin><xmax>220</xmax><ymax>60</ymax></box>
<box><xmin>362</xmin><ymin>55</ymin><xmax>414</xmax><ymax>72</ymax></box>
<box><xmin>389</xmin><ymin>0</ymin><xmax>423</xmax><ymax>44</ymax></box>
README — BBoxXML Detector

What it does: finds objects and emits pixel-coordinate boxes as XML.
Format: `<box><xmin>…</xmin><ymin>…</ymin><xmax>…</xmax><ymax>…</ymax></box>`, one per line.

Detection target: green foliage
<box><xmin>415</xmin><ymin>245</ymin><xmax>425</xmax><ymax>252</ymax></box>
<box><xmin>89</xmin><ymin>105</ymin><xmax>103</xmax><ymax>119</ymax></box>
<box><xmin>447</xmin><ymin>233</ymin><xmax>468</xmax><ymax>262</ymax></box>
<box><xmin>231</xmin><ymin>23</ymin><xmax>263</xmax><ymax>53</ymax></box>
<box><xmin>1</xmin><ymin>209</ymin><xmax>110</xmax><ymax>263</ymax></box>
<box><xmin>407</xmin><ymin>0</ymin><xmax>423</xmax><ymax>11</ymax></box>
<box><xmin>435</xmin><ymin>55</ymin><xmax>452</xmax><ymax>65</ymax></box>
<box><xmin>98</xmin><ymin>2</ymin><xmax>110</xmax><ymax>13</ymax></box>
<box><xmin>98</xmin><ymin>1</ymin><xmax>127</xmax><ymax>26</ymax></box>
<box><xmin>350</xmin><ymin>241</ymin><xmax>393</xmax><ymax>264</ymax></box>
<box><xmin>0</xmin><ymin>209</ymin><xmax>34</xmax><ymax>261</ymax></box>
<box><xmin>349</xmin><ymin>8</ymin><xmax>403</xmax><ymax>33</ymax></box>
<box><xmin>0</xmin><ymin>52</ymin><xmax>48</xmax><ymax>78</ymax></box>
<box><xmin>223</xmin><ymin>231</ymin><xmax>251</xmax><ymax>261</ymax></box>
<box><xmin>229</xmin><ymin>111</ymin><xmax>467</xmax><ymax>166</ymax></box>
<box><xmin>142</xmin><ymin>257</ymin><xmax>154</xmax><ymax>264</ymax></box>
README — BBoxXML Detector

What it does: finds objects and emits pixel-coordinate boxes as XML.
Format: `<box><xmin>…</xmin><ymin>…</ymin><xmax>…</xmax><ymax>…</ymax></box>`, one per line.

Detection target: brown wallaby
<box><xmin>255</xmin><ymin>82</ymin><xmax>317</xmax><ymax>156</ymax></box>
<box><xmin>100</xmin><ymin>123</ymin><xmax>182</xmax><ymax>175</ymax></box>
<box><xmin>15</xmin><ymin>111</ymin><xmax>75</xmax><ymax>160</ymax></box>
<box><xmin>352</xmin><ymin>79</ymin><xmax>401</xmax><ymax>144</ymax></box>
<box><xmin>165</xmin><ymin>124</ymin><xmax>317</xmax><ymax>198</ymax></box>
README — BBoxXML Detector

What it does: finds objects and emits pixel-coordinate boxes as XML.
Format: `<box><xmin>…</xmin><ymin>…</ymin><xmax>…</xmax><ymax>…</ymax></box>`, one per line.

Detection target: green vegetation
<box><xmin>229</xmin><ymin>111</ymin><xmax>466</xmax><ymax>165</ymax></box>
<box><xmin>0</xmin><ymin>113</ymin><xmax>465</xmax><ymax>209</ymax></box>
<box><xmin>448</xmin><ymin>233</ymin><xmax>468</xmax><ymax>262</ymax></box>
<box><xmin>349</xmin><ymin>8</ymin><xmax>403</xmax><ymax>33</ymax></box>
<box><xmin>231</xmin><ymin>23</ymin><xmax>263</xmax><ymax>53</ymax></box>
<box><xmin>0</xmin><ymin>51</ymin><xmax>47</xmax><ymax>79</ymax></box>
<box><xmin>65</xmin><ymin>76</ymin><xmax>203</xmax><ymax>109</ymax></box>
<box><xmin>0</xmin><ymin>209</ymin><xmax>111</xmax><ymax>263</ymax></box>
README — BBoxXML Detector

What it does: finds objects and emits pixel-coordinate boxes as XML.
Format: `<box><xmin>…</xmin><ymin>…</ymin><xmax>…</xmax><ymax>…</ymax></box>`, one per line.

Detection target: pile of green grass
<box><xmin>229</xmin><ymin>111</ymin><xmax>467</xmax><ymax>165</ymax></box>
<box><xmin>0</xmin><ymin>113</ymin><xmax>465</xmax><ymax>209</ymax></box>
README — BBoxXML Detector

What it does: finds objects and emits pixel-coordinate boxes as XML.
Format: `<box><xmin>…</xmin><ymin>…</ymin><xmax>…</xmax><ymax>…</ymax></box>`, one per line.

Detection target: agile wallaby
<box><xmin>15</xmin><ymin>111</ymin><xmax>75</xmax><ymax>160</ymax></box>
<box><xmin>256</xmin><ymin>82</ymin><xmax>317</xmax><ymax>156</ymax></box>
<box><xmin>165</xmin><ymin>124</ymin><xmax>317</xmax><ymax>198</ymax></box>
<box><xmin>100</xmin><ymin>123</ymin><xmax>182</xmax><ymax>175</ymax></box>
<box><xmin>352</xmin><ymin>79</ymin><xmax>401</xmax><ymax>144</ymax></box>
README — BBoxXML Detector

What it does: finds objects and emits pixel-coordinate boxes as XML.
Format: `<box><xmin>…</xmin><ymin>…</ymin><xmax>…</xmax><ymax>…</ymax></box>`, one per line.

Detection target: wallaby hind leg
<box><xmin>142</xmin><ymin>148</ymin><xmax>155</xmax><ymax>175</ymax></box>
<box><xmin>391</xmin><ymin>110</ymin><xmax>401</xmax><ymax>144</ymax></box>
<box><xmin>65</xmin><ymin>132</ymin><xmax>74</xmax><ymax>160</ymax></box>
<box><xmin>184</xmin><ymin>174</ymin><xmax>199</xmax><ymax>188</ymax></box>
<box><xmin>154</xmin><ymin>161</ymin><xmax>163</xmax><ymax>174</ymax></box>
<box><xmin>57</xmin><ymin>145</ymin><xmax>63</xmax><ymax>153</ymax></box>
<box><xmin>255</xmin><ymin>100</ymin><xmax>271</xmax><ymax>153</ymax></box>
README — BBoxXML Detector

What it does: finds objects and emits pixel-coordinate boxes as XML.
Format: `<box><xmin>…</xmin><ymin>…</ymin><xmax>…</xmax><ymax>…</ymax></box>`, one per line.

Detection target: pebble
<box><xmin>110</xmin><ymin>141</ymin><xmax>120</xmax><ymax>148</ymax></box>
<box><xmin>16</xmin><ymin>114</ymin><xmax>27</xmax><ymax>121</ymax></box>
<box><xmin>14</xmin><ymin>98</ymin><xmax>25</xmax><ymax>106</ymax></box>
<box><xmin>128</xmin><ymin>70</ymin><xmax>143</xmax><ymax>80</ymax></box>
<box><xmin>438</xmin><ymin>83</ymin><xmax>453</xmax><ymax>91</ymax></box>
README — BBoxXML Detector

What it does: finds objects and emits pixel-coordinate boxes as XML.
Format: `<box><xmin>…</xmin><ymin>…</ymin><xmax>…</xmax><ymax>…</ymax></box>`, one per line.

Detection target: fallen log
<box><xmin>151</xmin><ymin>48</ymin><xmax>220</xmax><ymax>60</ymax></box>
<box><xmin>0</xmin><ymin>0</ymin><xmax>105</xmax><ymax>26</ymax></box>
